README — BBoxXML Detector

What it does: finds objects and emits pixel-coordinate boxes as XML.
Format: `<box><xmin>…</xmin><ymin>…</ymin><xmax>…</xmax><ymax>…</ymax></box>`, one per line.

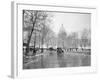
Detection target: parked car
<box><xmin>57</xmin><ymin>47</ymin><xmax>64</xmax><ymax>55</ymax></box>
<box><xmin>49</xmin><ymin>47</ymin><xmax>55</xmax><ymax>51</ymax></box>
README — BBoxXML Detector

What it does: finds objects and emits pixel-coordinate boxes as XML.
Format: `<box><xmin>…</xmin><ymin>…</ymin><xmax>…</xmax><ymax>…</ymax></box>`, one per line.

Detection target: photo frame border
<box><xmin>11</xmin><ymin>1</ymin><xmax>97</xmax><ymax>78</ymax></box>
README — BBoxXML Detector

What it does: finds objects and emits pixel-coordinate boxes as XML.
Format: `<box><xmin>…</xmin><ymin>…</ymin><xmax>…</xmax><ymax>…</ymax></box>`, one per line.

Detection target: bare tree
<box><xmin>40</xmin><ymin>24</ymin><xmax>51</xmax><ymax>52</ymax></box>
<box><xmin>23</xmin><ymin>10</ymin><xmax>52</xmax><ymax>55</ymax></box>
<box><xmin>71</xmin><ymin>32</ymin><xmax>79</xmax><ymax>48</ymax></box>
<box><xmin>80</xmin><ymin>28</ymin><xmax>91</xmax><ymax>48</ymax></box>
<box><xmin>45</xmin><ymin>30</ymin><xmax>57</xmax><ymax>48</ymax></box>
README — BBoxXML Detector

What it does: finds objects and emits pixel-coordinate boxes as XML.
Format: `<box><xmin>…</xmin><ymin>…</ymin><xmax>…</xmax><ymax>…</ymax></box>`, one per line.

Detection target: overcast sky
<box><xmin>49</xmin><ymin>12</ymin><xmax>91</xmax><ymax>35</ymax></box>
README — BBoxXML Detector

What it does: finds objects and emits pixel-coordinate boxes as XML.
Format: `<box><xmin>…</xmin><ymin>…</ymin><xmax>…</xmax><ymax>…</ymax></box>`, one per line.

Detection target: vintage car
<box><xmin>57</xmin><ymin>47</ymin><xmax>64</xmax><ymax>55</ymax></box>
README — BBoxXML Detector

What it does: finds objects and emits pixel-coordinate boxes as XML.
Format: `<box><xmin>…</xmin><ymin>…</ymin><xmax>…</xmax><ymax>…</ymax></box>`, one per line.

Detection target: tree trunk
<box><xmin>26</xmin><ymin>11</ymin><xmax>38</xmax><ymax>55</ymax></box>
<box><xmin>41</xmin><ymin>37</ymin><xmax>44</xmax><ymax>53</ymax></box>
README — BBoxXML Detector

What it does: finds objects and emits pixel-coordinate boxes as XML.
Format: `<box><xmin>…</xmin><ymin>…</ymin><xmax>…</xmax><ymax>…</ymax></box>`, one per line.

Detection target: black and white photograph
<box><xmin>23</xmin><ymin>10</ymin><xmax>91</xmax><ymax>69</ymax></box>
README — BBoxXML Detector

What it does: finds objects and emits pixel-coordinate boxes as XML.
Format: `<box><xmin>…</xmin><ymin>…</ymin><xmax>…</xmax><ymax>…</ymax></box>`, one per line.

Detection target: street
<box><xmin>23</xmin><ymin>50</ymin><xmax>91</xmax><ymax>69</ymax></box>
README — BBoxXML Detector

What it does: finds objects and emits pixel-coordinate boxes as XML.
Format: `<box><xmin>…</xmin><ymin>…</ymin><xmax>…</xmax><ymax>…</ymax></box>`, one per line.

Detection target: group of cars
<box><xmin>48</xmin><ymin>47</ymin><xmax>64</xmax><ymax>55</ymax></box>
<box><xmin>23</xmin><ymin>44</ymin><xmax>91</xmax><ymax>56</ymax></box>
<box><xmin>23</xmin><ymin>46</ymin><xmax>64</xmax><ymax>55</ymax></box>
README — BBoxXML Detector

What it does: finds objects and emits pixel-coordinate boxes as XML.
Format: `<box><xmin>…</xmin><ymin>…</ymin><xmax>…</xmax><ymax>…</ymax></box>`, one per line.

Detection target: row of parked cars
<box><xmin>23</xmin><ymin>45</ymin><xmax>91</xmax><ymax>56</ymax></box>
<box><xmin>23</xmin><ymin>46</ymin><xmax>64</xmax><ymax>55</ymax></box>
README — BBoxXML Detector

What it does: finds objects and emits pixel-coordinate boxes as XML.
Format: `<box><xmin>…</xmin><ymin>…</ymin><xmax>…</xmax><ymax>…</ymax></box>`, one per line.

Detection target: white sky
<box><xmin>50</xmin><ymin>12</ymin><xmax>91</xmax><ymax>35</ymax></box>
